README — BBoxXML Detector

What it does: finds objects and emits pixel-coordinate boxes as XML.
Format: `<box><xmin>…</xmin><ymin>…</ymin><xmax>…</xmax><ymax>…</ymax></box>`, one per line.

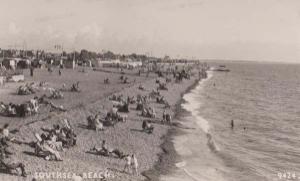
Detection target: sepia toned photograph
<box><xmin>0</xmin><ymin>0</ymin><xmax>299</xmax><ymax>180</ymax></box>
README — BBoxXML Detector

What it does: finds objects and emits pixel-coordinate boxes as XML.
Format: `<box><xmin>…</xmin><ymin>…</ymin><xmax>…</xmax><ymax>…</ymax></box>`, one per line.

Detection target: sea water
<box><xmin>162</xmin><ymin>62</ymin><xmax>300</xmax><ymax>181</ymax></box>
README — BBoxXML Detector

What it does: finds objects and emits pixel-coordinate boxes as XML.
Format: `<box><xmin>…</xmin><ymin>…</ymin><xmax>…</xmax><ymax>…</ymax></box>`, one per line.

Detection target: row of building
<box><xmin>0</xmin><ymin>57</ymin><xmax>143</xmax><ymax>70</ymax></box>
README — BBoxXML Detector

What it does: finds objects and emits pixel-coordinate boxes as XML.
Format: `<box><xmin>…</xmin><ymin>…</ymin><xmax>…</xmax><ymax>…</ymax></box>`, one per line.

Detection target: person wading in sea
<box><xmin>231</xmin><ymin>120</ymin><xmax>234</xmax><ymax>129</ymax></box>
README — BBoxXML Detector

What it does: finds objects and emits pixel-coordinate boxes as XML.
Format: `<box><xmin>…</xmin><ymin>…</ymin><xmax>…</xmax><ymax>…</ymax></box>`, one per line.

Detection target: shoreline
<box><xmin>142</xmin><ymin>77</ymin><xmax>203</xmax><ymax>181</ymax></box>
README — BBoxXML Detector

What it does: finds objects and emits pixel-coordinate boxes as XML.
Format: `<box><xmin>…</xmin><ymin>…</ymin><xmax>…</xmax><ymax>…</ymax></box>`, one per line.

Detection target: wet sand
<box><xmin>142</xmin><ymin>78</ymin><xmax>201</xmax><ymax>181</ymax></box>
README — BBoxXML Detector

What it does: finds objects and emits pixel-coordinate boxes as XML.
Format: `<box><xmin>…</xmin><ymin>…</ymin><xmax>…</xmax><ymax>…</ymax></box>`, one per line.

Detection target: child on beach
<box><xmin>123</xmin><ymin>154</ymin><xmax>131</xmax><ymax>173</ymax></box>
<box><xmin>2</xmin><ymin>123</ymin><xmax>10</xmax><ymax>138</ymax></box>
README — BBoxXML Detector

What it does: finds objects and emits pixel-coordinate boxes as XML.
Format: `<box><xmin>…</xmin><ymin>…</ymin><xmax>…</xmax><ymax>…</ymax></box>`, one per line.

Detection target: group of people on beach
<box><xmin>0</xmin><ymin>96</ymin><xmax>39</xmax><ymax>117</ymax></box>
<box><xmin>0</xmin><ymin>118</ymin><xmax>78</xmax><ymax>178</ymax></box>
<box><xmin>0</xmin><ymin>62</ymin><xmax>209</xmax><ymax>179</ymax></box>
<box><xmin>88</xmin><ymin>140</ymin><xmax>139</xmax><ymax>175</ymax></box>
<box><xmin>0</xmin><ymin>124</ymin><xmax>27</xmax><ymax>177</ymax></box>
<box><xmin>123</xmin><ymin>154</ymin><xmax>139</xmax><ymax>175</ymax></box>
<box><xmin>34</xmin><ymin>120</ymin><xmax>77</xmax><ymax>161</ymax></box>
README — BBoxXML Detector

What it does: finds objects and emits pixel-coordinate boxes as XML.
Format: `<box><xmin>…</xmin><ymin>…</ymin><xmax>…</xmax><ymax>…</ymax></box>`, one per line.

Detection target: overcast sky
<box><xmin>0</xmin><ymin>0</ymin><xmax>299</xmax><ymax>62</ymax></box>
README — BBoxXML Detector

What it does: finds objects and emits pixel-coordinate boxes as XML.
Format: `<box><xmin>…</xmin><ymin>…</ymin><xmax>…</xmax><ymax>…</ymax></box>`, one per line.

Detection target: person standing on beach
<box><xmin>123</xmin><ymin>154</ymin><xmax>131</xmax><ymax>174</ymax></box>
<box><xmin>231</xmin><ymin>120</ymin><xmax>234</xmax><ymax>129</ymax></box>
<box><xmin>132</xmin><ymin>154</ymin><xmax>139</xmax><ymax>175</ymax></box>
<box><xmin>31</xmin><ymin>96</ymin><xmax>40</xmax><ymax>114</ymax></box>
<box><xmin>101</xmin><ymin>140</ymin><xmax>108</xmax><ymax>152</ymax></box>
<box><xmin>2</xmin><ymin>124</ymin><xmax>10</xmax><ymax>138</ymax></box>
<box><xmin>30</xmin><ymin>66</ymin><xmax>34</xmax><ymax>77</ymax></box>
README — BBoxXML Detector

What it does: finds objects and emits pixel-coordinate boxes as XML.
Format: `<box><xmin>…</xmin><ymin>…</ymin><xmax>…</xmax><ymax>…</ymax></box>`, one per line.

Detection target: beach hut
<box><xmin>0</xmin><ymin>76</ymin><xmax>4</xmax><ymax>86</ymax></box>
<box><xmin>95</xmin><ymin>59</ymin><xmax>121</xmax><ymax>68</ymax></box>
<box><xmin>64</xmin><ymin>59</ymin><xmax>76</xmax><ymax>69</ymax></box>
<box><xmin>16</xmin><ymin>59</ymin><xmax>31</xmax><ymax>69</ymax></box>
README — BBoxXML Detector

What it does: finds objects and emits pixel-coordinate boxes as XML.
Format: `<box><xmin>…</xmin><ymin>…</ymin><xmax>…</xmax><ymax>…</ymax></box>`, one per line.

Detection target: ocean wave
<box><xmin>182</xmin><ymin>71</ymin><xmax>213</xmax><ymax>134</ymax></box>
<box><xmin>182</xmin><ymin>71</ymin><xmax>220</xmax><ymax>152</ymax></box>
<box><xmin>162</xmin><ymin>70</ymin><xmax>227</xmax><ymax>181</ymax></box>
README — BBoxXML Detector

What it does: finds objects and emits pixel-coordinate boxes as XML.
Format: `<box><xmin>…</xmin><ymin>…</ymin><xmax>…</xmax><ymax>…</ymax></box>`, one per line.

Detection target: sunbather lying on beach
<box><xmin>104</xmin><ymin>78</ymin><xmax>110</xmax><ymax>84</ymax></box>
<box><xmin>48</xmin><ymin>89</ymin><xmax>64</xmax><ymax>99</ymax></box>
<box><xmin>34</xmin><ymin>133</ymin><xmax>63</xmax><ymax>161</ymax></box>
<box><xmin>87</xmin><ymin>114</ymin><xmax>104</xmax><ymax>131</ymax></box>
<box><xmin>48</xmin><ymin>102</ymin><xmax>66</xmax><ymax>112</ymax></box>
<box><xmin>142</xmin><ymin>120</ymin><xmax>154</xmax><ymax>134</ymax></box>
<box><xmin>41</xmin><ymin>120</ymin><xmax>77</xmax><ymax>148</ymax></box>
<box><xmin>70</xmin><ymin>82</ymin><xmax>80</xmax><ymax>92</ymax></box>
<box><xmin>90</xmin><ymin>140</ymin><xmax>125</xmax><ymax>158</ymax></box>
<box><xmin>0</xmin><ymin>124</ymin><xmax>17</xmax><ymax>143</ymax></box>
<box><xmin>17</xmin><ymin>83</ymin><xmax>35</xmax><ymax>95</ymax></box>
<box><xmin>0</xmin><ymin>141</ymin><xmax>27</xmax><ymax>177</ymax></box>
<box><xmin>138</xmin><ymin>84</ymin><xmax>145</xmax><ymax>90</ymax></box>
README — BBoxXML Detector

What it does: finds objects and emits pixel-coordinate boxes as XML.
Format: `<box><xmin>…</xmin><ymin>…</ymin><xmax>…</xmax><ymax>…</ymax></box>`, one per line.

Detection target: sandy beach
<box><xmin>0</xmin><ymin>66</ymin><xmax>202</xmax><ymax>181</ymax></box>
<box><xmin>0</xmin><ymin>0</ymin><xmax>297</xmax><ymax>180</ymax></box>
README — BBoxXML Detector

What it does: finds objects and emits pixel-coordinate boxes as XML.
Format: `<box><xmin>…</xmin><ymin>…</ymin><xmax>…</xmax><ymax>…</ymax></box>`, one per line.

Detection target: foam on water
<box><xmin>162</xmin><ymin>71</ymin><xmax>226</xmax><ymax>181</ymax></box>
<box><xmin>182</xmin><ymin>72</ymin><xmax>220</xmax><ymax>152</ymax></box>
<box><xmin>182</xmin><ymin>71</ymin><xmax>213</xmax><ymax>134</ymax></box>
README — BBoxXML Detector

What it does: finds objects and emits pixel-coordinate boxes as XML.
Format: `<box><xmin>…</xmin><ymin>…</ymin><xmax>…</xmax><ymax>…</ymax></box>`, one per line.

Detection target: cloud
<box><xmin>179</xmin><ymin>0</ymin><xmax>204</xmax><ymax>8</ymax></box>
<box><xmin>73</xmin><ymin>23</ymin><xmax>103</xmax><ymax>50</ymax></box>
<box><xmin>35</xmin><ymin>12</ymin><xmax>75</xmax><ymax>23</ymax></box>
<box><xmin>8</xmin><ymin>22</ymin><xmax>20</xmax><ymax>34</ymax></box>
<box><xmin>79</xmin><ymin>23</ymin><xmax>102</xmax><ymax>38</ymax></box>
<box><xmin>157</xmin><ymin>0</ymin><xmax>204</xmax><ymax>10</ymax></box>
<box><xmin>84</xmin><ymin>0</ymin><xmax>105</xmax><ymax>2</ymax></box>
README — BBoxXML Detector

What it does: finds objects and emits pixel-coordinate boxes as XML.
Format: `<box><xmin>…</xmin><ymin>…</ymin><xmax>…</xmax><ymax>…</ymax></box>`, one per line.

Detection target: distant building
<box><xmin>0</xmin><ymin>58</ymin><xmax>3</xmax><ymax>67</ymax></box>
<box><xmin>119</xmin><ymin>59</ymin><xmax>142</xmax><ymax>68</ymax></box>
<box><xmin>93</xmin><ymin>59</ymin><xmax>120</xmax><ymax>68</ymax></box>
<box><xmin>64</xmin><ymin>59</ymin><xmax>76</xmax><ymax>69</ymax></box>
<box><xmin>93</xmin><ymin>59</ymin><xmax>142</xmax><ymax>69</ymax></box>
<box><xmin>1</xmin><ymin>58</ymin><xmax>32</xmax><ymax>69</ymax></box>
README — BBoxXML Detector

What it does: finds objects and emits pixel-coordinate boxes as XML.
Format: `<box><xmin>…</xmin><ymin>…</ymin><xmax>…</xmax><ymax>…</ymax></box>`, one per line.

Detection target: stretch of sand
<box><xmin>0</xmin><ymin>67</ymin><xmax>199</xmax><ymax>181</ymax></box>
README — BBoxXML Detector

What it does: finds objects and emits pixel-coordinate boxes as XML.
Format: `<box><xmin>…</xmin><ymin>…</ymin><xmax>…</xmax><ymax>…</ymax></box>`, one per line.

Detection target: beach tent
<box><xmin>2</xmin><ymin>58</ymin><xmax>17</xmax><ymax>70</ymax></box>
<box><xmin>16</xmin><ymin>59</ymin><xmax>31</xmax><ymax>69</ymax></box>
